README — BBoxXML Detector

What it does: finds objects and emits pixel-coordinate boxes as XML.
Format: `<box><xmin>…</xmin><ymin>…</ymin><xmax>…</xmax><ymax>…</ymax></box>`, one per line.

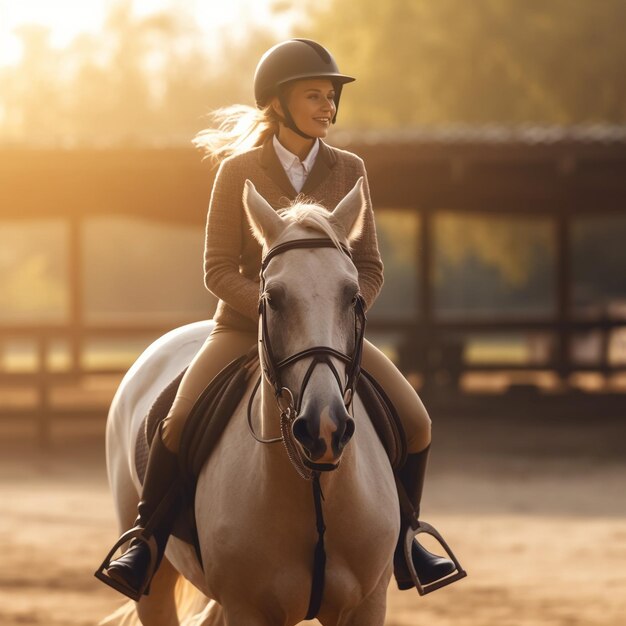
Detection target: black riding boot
<box><xmin>99</xmin><ymin>423</ymin><xmax>180</xmax><ymax>600</ymax></box>
<box><xmin>394</xmin><ymin>445</ymin><xmax>456</xmax><ymax>590</ymax></box>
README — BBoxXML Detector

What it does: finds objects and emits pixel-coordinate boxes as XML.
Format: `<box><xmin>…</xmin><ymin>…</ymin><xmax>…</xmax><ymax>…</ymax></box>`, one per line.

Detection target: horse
<box><xmin>99</xmin><ymin>178</ymin><xmax>400</xmax><ymax>626</ymax></box>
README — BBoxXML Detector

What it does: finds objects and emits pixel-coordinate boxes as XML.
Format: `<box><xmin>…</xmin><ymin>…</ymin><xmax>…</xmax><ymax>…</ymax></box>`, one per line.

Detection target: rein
<box><xmin>246</xmin><ymin>236</ymin><xmax>367</xmax><ymax>620</ymax></box>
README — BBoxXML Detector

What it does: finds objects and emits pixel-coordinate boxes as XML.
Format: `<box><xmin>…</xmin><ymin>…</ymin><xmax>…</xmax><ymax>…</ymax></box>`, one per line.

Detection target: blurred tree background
<box><xmin>1</xmin><ymin>0</ymin><xmax>625</xmax><ymax>336</ymax></box>
<box><xmin>304</xmin><ymin>0</ymin><xmax>626</xmax><ymax>127</ymax></box>
<box><xmin>1</xmin><ymin>0</ymin><xmax>625</xmax><ymax>145</ymax></box>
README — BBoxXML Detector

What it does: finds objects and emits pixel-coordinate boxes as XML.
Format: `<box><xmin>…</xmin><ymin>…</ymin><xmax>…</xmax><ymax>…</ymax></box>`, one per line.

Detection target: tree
<box><xmin>303</xmin><ymin>0</ymin><xmax>626</xmax><ymax>126</ymax></box>
<box><xmin>0</xmin><ymin>1</ymin><xmax>276</xmax><ymax>145</ymax></box>
<box><xmin>2</xmin><ymin>0</ymin><xmax>626</xmax><ymax>144</ymax></box>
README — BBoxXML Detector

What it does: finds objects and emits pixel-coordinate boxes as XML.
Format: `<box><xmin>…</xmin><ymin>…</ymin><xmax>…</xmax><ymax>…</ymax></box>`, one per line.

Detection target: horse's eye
<box><xmin>265</xmin><ymin>287</ymin><xmax>284</xmax><ymax>311</ymax></box>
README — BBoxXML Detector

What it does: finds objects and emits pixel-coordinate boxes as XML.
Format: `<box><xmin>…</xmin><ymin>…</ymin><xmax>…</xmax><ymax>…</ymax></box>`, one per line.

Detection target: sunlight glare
<box><xmin>0</xmin><ymin>0</ymin><xmax>292</xmax><ymax>67</ymax></box>
<box><xmin>0</xmin><ymin>0</ymin><xmax>107</xmax><ymax>65</ymax></box>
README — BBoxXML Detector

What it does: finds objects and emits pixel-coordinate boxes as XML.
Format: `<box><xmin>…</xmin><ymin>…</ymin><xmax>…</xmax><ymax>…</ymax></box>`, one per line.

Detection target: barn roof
<box><xmin>330</xmin><ymin>124</ymin><xmax>626</xmax><ymax>147</ymax></box>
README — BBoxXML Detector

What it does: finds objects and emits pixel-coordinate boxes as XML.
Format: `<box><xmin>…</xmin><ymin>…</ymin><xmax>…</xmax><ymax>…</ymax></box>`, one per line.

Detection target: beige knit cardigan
<box><xmin>204</xmin><ymin>137</ymin><xmax>384</xmax><ymax>332</ymax></box>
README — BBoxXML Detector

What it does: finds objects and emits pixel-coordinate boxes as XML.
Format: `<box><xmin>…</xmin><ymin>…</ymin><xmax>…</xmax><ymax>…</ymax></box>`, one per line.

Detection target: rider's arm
<box><xmin>350</xmin><ymin>159</ymin><xmax>384</xmax><ymax>311</ymax></box>
<box><xmin>203</xmin><ymin>157</ymin><xmax>259</xmax><ymax>324</ymax></box>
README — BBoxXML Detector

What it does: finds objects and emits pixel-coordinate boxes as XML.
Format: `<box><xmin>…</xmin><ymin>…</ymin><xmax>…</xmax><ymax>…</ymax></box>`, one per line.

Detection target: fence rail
<box><xmin>2</xmin><ymin>138</ymin><xmax>626</xmax><ymax>445</ymax></box>
<box><xmin>1</xmin><ymin>314</ymin><xmax>625</xmax><ymax>447</ymax></box>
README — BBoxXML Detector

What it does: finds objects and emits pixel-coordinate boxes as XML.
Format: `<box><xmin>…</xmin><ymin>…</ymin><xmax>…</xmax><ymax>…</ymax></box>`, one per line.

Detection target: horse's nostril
<box><xmin>342</xmin><ymin>418</ymin><xmax>355</xmax><ymax>444</ymax></box>
<box><xmin>292</xmin><ymin>416</ymin><xmax>330</xmax><ymax>461</ymax></box>
<box><xmin>292</xmin><ymin>417</ymin><xmax>313</xmax><ymax>448</ymax></box>
<box><xmin>293</xmin><ymin>411</ymin><xmax>353</xmax><ymax>462</ymax></box>
<box><xmin>338</xmin><ymin>417</ymin><xmax>355</xmax><ymax>450</ymax></box>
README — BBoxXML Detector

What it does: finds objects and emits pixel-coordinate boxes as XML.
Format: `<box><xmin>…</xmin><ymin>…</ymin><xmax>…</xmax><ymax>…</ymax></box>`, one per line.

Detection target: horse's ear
<box><xmin>242</xmin><ymin>180</ymin><xmax>285</xmax><ymax>246</ymax></box>
<box><xmin>331</xmin><ymin>177</ymin><xmax>366</xmax><ymax>244</ymax></box>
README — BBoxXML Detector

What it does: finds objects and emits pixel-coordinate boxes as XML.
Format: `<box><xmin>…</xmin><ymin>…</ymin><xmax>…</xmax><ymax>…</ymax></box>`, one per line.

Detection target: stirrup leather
<box><xmin>403</xmin><ymin>521</ymin><xmax>467</xmax><ymax>595</ymax></box>
<box><xmin>94</xmin><ymin>527</ymin><xmax>159</xmax><ymax>601</ymax></box>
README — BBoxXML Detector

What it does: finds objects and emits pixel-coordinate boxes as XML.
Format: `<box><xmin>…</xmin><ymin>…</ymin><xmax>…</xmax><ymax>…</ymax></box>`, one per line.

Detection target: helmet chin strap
<box><xmin>278</xmin><ymin>93</ymin><xmax>317</xmax><ymax>141</ymax></box>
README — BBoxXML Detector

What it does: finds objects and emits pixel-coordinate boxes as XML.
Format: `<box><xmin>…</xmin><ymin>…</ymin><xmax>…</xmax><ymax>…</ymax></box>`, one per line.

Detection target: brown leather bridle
<box><xmin>258</xmin><ymin>237</ymin><xmax>366</xmax><ymax>421</ymax></box>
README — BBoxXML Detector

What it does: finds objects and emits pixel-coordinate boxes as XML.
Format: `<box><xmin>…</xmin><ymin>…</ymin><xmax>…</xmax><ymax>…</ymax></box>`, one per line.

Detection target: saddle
<box><xmin>134</xmin><ymin>350</ymin><xmax>408</xmax><ymax>559</ymax></box>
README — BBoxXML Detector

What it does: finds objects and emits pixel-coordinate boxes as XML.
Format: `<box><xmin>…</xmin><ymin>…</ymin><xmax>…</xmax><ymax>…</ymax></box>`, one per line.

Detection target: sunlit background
<box><xmin>1</xmin><ymin>2</ymin><xmax>626</xmax><ymax>625</ymax></box>
<box><xmin>2</xmin><ymin>0</ymin><xmax>626</xmax><ymax>144</ymax></box>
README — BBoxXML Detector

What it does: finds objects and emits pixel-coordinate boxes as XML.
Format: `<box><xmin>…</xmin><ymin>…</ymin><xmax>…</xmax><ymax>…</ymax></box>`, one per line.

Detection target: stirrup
<box><xmin>404</xmin><ymin>521</ymin><xmax>467</xmax><ymax>595</ymax></box>
<box><xmin>94</xmin><ymin>527</ymin><xmax>159</xmax><ymax>601</ymax></box>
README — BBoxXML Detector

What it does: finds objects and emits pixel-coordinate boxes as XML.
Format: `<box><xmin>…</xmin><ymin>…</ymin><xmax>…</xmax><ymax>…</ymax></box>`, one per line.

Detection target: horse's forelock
<box><xmin>277</xmin><ymin>200</ymin><xmax>348</xmax><ymax>251</ymax></box>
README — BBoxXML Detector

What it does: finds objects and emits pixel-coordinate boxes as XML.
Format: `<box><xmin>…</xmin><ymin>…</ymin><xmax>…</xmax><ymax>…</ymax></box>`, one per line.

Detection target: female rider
<box><xmin>98</xmin><ymin>38</ymin><xmax>458</xmax><ymax>600</ymax></box>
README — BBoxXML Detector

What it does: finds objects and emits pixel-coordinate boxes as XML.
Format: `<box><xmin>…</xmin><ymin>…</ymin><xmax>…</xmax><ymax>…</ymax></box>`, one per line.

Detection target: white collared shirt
<box><xmin>272</xmin><ymin>135</ymin><xmax>319</xmax><ymax>193</ymax></box>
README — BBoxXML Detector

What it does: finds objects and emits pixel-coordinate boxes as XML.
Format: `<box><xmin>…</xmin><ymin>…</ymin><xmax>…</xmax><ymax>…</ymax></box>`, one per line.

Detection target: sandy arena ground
<box><xmin>0</xmin><ymin>411</ymin><xmax>624</xmax><ymax>626</ymax></box>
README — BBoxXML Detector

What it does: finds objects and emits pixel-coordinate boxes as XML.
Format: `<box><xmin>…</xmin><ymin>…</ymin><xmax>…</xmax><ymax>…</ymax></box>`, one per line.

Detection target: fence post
<box><xmin>36</xmin><ymin>334</ymin><xmax>51</xmax><ymax>449</ymax></box>
<box><xmin>555</xmin><ymin>212</ymin><xmax>572</xmax><ymax>384</ymax></box>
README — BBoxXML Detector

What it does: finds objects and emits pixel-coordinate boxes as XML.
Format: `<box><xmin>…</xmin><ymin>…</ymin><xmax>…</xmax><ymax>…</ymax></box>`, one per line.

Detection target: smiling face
<box><xmin>275</xmin><ymin>78</ymin><xmax>337</xmax><ymax>139</ymax></box>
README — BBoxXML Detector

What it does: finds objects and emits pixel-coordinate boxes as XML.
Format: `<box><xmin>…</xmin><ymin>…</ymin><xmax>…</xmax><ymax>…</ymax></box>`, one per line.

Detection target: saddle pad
<box><xmin>135</xmin><ymin>368</ymin><xmax>187</xmax><ymax>484</ymax></box>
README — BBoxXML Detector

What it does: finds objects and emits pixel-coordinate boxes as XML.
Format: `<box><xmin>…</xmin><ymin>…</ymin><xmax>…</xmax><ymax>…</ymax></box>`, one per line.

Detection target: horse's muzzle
<box><xmin>292</xmin><ymin>401</ymin><xmax>355</xmax><ymax>468</ymax></box>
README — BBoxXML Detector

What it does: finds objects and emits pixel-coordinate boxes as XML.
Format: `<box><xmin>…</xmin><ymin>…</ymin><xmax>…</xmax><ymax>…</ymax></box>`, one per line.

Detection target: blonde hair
<box><xmin>192</xmin><ymin>104</ymin><xmax>279</xmax><ymax>163</ymax></box>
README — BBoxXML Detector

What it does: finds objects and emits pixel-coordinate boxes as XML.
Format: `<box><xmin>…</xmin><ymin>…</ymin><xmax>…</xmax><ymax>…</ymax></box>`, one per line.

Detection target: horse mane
<box><xmin>277</xmin><ymin>198</ymin><xmax>349</xmax><ymax>251</ymax></box>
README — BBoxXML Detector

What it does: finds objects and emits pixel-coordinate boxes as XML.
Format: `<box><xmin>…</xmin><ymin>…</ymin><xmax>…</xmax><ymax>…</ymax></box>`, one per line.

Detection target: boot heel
<box><xmin>404</xmin><ymin>521</ymin><xmax>467</xmax><ymax>595</ymax></box>
<box><xmin>94</xmin><ymin>527</ymin><xmax>159</xmax><ymax>600</ymax></box>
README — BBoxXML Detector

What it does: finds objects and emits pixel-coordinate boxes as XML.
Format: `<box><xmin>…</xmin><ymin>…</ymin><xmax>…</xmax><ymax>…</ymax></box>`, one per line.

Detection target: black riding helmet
<box><xmin>254</xmin><ymin>39</ymin><xmax>355</xmax><ymax>139</ymax></box>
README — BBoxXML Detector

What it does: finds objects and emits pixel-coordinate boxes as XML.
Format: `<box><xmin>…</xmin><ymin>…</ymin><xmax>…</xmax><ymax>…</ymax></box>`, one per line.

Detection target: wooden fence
<box><xmin>2</xmin><ymin>131</ymin><xmax>626</xmax><ymax>445</ymax></box>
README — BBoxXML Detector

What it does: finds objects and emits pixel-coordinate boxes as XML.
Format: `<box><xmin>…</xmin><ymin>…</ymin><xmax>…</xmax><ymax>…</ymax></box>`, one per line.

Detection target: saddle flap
<box><xmin>356</xmin><ymin>369</ymin><xmax>408</xmax><ymax>470</ymax></box>
<box><xmin>179</xmin><ymin>351</ymin><xmax>257</xmax><ymax>484</ymax></box>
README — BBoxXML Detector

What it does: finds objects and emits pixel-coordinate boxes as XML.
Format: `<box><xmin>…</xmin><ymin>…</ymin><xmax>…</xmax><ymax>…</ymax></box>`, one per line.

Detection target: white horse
<box><xmin>100</xmin><ymin>179</ymin><xmax>399</xmax><ymax>626</ymax></box>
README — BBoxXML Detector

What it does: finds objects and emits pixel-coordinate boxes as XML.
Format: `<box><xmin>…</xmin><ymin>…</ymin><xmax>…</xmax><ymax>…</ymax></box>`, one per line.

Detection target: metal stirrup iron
<box><xmin>94</xmin><ymin>528</ymin><xmax>159</xmax><ymax>601</ymax></box>
<box><xmin>395</xmin><ymin>476</ymin><xmax>467</xmax><ymax>595</ymax></box>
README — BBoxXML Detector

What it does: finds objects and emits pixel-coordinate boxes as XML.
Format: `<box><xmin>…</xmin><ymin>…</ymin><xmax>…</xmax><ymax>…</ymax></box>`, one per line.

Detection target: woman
<box><xmin>99</xmin><ymin>38</ymin><xmax>456</xmax><ymax>600</ymax></box>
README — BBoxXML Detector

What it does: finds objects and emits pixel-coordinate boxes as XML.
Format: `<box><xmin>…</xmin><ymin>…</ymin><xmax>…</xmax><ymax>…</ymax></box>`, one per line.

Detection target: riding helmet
<box><xmin>254</xmin><ymin>39</ymin><xmax>355</xmax><ymax>133</ymax></box>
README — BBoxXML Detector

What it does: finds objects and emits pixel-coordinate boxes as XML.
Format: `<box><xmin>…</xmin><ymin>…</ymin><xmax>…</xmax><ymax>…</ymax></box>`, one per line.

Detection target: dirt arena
<box><xmin>0</xmin><ymin>411</ymin><xmax>624</xmax><ymax>626</ymax></box>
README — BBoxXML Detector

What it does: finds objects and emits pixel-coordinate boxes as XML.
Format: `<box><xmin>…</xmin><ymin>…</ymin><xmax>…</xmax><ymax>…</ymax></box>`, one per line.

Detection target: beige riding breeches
<box><xmin>362</xmin><ymin>339</ymin><xmax>431</xmax><ymax>453</ymax></box>
<box><xmin>160</xmin><ymin>324</ymin><xmax>431</xmax><ymax>454</ymax></box>
<box><xmin>161</xmin><ymin>324</ymin><xmax>258</xmax><ymax>451</ymax></box>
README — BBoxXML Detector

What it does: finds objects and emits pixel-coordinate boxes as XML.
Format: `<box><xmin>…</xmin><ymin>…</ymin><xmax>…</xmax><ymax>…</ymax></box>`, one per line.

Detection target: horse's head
<box><xmin>243</xmin><ymin>178</ymin><xmax>368</xmax><ymax>471</ymax></box>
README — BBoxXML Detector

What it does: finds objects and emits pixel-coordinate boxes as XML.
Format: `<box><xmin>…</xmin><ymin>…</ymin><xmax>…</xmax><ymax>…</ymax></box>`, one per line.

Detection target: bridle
<box><xmin>260</xmin><ymin>238</ymin><xmax>366</xmax><ymax>411</ymax></box>
<box><xmin>246</xmin><ymin>236</ymin><xmax>367</xmax><ymax>620</ymax></box>
<box><xmin>247</xmin><ymin>237</ymin><xmax>367</xmax><ymax>478</ymax></box>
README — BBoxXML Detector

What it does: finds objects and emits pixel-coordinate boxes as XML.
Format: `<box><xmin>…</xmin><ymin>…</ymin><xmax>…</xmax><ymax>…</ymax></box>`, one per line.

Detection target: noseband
<box><xmin>259</xmin><ymin>237</ymin><xmax>366</xmax><ymax>416</ymax></box>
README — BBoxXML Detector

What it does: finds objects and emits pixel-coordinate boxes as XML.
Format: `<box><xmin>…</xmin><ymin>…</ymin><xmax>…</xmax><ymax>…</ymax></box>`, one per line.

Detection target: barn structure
<box><xmin>1</xmin><ymin>125</ymin><xmax>625</xmax><ymax>445</ymax></box>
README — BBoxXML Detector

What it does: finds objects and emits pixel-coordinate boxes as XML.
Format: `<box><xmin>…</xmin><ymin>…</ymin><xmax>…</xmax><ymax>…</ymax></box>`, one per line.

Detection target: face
<box><xmin>274</xmin><ymin>78</ymin><xmax>337</xmax><ymax>138</ymax></box>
